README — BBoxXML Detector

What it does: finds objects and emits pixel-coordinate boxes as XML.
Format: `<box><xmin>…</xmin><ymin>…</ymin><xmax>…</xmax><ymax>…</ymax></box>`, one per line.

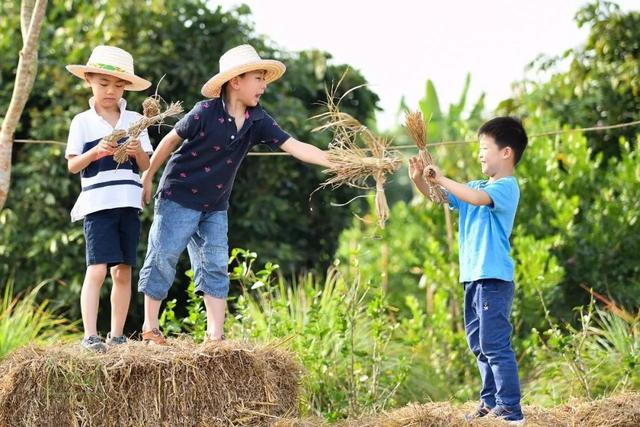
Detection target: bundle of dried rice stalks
<box><xmin>313</xmin><ymin>85</ymin><xmax>401</xmax><ymax>228</ymax></box>
<box><xmin>404</xmin><ymin>111</ymin><xmax>447</xmax><ymax>204</ymax></box>
<box><xmin>101</xmin><ymin>128</ymin><xmax>127</xmax><ymax>145</ymax></box>
<box><xmin>111</xmin><ymin>96</ymin><xmax>183</xmax><ymax>164</ymax></box>
<box><xmin>0</xmin><ymin>339</ymin><xmax>302</xmax><ymax>427</ymax></box>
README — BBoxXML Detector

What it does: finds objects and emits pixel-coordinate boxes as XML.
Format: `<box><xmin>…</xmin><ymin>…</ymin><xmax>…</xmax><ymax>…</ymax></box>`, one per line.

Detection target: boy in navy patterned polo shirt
<box><xmin>137</xmin><ymin>45</ymin><xmax>332</xmax><ymax>345</ymax></box>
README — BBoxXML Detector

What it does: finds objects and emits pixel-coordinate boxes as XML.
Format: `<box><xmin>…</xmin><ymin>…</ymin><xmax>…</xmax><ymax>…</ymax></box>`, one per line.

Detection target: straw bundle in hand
<box><xmin>404</xmin><ymin>111</ymin><xmax>447</xmax><ymax>204</ymax></box>
<box><xmin>109</xmin><ymin>96</ymin><xmax>183</xmax><ymax>165</ymax></box>
<box><xmin>313</xmin><ymin>88</ymin><xmax>401</xmax><ymax>228</ymax></box>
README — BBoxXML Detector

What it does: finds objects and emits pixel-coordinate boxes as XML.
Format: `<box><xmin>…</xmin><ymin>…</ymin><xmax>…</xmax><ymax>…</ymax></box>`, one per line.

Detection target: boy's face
<box><xmin>85</xmin><ymin>73</ymin><xmax>128</xmax><ymax>110</ymax></box>
<box><xmin>235</xmin><ymin>70</ymin><xmax>267</xmax><ymax>107</ymax></box>
<box><xmin>478</xmin><ymin>134</ymin><xmax>513</xmax><ymax>176</ymax></box>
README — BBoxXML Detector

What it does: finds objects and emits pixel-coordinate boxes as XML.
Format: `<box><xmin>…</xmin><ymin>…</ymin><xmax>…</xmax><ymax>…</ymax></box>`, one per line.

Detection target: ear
<box><xmin>502</xmin><ymin>146</ymin><xmax>513</xmax><ymax>160</ymax></box>
<box><xmin>228</xmin><ymin>76</ymin><xmax>241</xmax><ymax>90</ymax></box>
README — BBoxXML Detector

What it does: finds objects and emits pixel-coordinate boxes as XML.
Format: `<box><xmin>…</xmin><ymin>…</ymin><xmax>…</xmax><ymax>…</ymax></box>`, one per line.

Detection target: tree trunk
<box><xmin>0</xmin><ymin>0</ymin><xmax>48</xmax><ymax>210</ymax></box>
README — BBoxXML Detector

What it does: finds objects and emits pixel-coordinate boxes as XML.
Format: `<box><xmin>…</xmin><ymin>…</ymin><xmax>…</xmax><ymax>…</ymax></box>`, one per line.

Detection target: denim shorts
<box><xmin>138</xmin><ymin>197</ymin><xmax>230</xmax><ymax>300</ymax></box>
<box><xmin>83</xmin><ymin>207</ymin><xmax>141</xmax><ymax>267</ymax></box>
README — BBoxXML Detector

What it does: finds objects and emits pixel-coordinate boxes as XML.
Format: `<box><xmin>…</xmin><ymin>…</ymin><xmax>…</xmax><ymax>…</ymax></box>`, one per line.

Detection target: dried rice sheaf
<box><xmin>312</xmin><ymin>84</ymin><xmax>402</xmax><ymax>228</ymax></box>
<box><xmin>110</xmin><ymin>96</ymin><xmax>183</xmax><ymax>165</ymax></box>
<box><xmin>404</xmin><ymin>111</ymin><xmax>447</xmax><ymax>204</ymax></box>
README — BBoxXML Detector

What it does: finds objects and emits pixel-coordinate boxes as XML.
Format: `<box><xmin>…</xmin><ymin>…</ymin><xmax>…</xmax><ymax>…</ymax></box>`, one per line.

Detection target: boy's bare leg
<box><xmin>203</xmin><ymin>294</ymin><xmax>226</xmax><ymax>339</ymax></box>
<box><xmin>142</xmin><ymin>295</ymin><xmax>162</xmax><ymax>331</ymax></box>
<box><xmin>80</xmin><ymin>264</ymin><xmax>108</xmax><ymax>337</ymax></box>
<box><xmin>109</xmin><ymin>264</ymin><xmax>131</xmax><ymax>337</ymax></box>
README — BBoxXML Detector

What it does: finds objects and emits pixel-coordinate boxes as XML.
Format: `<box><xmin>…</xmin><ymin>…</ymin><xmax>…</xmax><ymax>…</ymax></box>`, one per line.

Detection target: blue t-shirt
<box><xmin>158</xmin><ymin>98</ymin><xmax>290</xmax><ymax>212</ymax></box>
<box><xmin>447</xmin><ymin>176</ymin><xmax>520</xmax><ymax>283</ymax></box>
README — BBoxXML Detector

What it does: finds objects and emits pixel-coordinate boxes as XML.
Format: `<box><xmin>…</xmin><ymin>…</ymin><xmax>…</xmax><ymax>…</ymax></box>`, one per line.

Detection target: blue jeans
<box><xmin>464</xmin><ymin>279</ymin><xmax>522</xmax><ymax>411</ymax></box>
<box><xmin>138</xmin><ymin>197</ymin><xmax>230</xmax><ymax>300</ymax></box>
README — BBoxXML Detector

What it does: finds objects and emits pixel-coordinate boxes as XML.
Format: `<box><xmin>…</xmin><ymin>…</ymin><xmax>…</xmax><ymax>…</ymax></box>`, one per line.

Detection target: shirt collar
<box><xmin>218</xmin><ymin>97</ymin><xmax>264</xmax><ymax>121</ymax></box>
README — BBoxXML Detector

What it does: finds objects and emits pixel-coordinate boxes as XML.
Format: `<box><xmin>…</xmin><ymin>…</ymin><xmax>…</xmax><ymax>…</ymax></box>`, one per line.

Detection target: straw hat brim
<box><xmin>66</xmin><ymin>65</ymin><xmax>152</xmax><ymax>91</ymax></box>
<box><xmin>201</xmin><ymin>60</ymin><xmax>286</xmax><ymax>98</ymax></box>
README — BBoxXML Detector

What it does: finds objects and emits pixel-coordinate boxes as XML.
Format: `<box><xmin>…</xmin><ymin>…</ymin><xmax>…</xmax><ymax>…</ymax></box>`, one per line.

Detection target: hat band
<box><xmin>86</xmin><ymin>62</ymin><xmax>129</xmax><ymax>74</ymax></box>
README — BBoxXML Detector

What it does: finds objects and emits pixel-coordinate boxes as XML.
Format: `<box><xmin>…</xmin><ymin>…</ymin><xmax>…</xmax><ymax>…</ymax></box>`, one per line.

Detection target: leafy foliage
<box><xmin>499</xmin><ymin>0</ymin><xmax>640</xmax><ymax>158</ymax></box>
<box><xmin>0</xmin><ymin>1</ymin><xmax>379</xmax><ymax>328</ymax></box>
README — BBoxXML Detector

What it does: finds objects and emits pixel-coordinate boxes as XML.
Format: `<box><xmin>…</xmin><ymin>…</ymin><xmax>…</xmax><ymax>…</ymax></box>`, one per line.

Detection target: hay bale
<box><xmin>332</xmin><ymin>393</ymin><xmax>640</xmax><ymax>426</ymax></box>
<box><xmin>0</xmin><ymin>339</ymin><xmax>302</xmax><ymax>427</ymax></box>
<box><xmin>553</xmin><ymin>392</ymin><xmax>640</xmax><ymax>427</ymax></box>
<box><xmin>336</xmin><ymin>401</ymin><xmax>461</xmax><ymax>427</ymax></box>
<box><xmin>272</xmin><ymin>417</ymin><xmax>328</xmax><ymax>426</ymax></box>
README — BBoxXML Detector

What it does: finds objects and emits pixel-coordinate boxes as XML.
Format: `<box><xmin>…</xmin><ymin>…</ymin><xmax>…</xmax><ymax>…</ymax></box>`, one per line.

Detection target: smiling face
<box><xmin>478</xmin><ymin>134</ymin><xmax>513</xmax><ymax>177</ymax></box>
<box><xmin>85</xmin><ymin>73</ymin><xmax>129</xmax><ymax>111</ymax></box>
<box><xmin>231</xmin><ymin>70</ymin><xmax>267</xmax><ymax>107</ymax></box>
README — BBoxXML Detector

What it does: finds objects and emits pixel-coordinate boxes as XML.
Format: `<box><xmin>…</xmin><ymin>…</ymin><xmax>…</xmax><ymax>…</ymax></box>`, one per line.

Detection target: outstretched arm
<box><xmin>141</xmin><ymin>129</ymin><xmax>184</xmax><ymax>205</ymax></box>
<box><xmin>426</xmin><ymin>165</ymin><xmax>491</xmax><ymax>206</ymax></box>
<box><xmin>280</xmin><ymin>137</ymin><xmax>332</xmax><ymax>168</ymax></box>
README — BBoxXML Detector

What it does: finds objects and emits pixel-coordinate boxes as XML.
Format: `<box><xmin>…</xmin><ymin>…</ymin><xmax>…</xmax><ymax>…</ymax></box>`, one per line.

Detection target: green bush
<box><xmin>528</xmin><ymin>302</ymin><xmax>639</xmax><ymax>406</ymax></box>
<box><xmin>1</xmin><ymin>1</ymin><xmax>379</xmax><ymax>330</ymax></box>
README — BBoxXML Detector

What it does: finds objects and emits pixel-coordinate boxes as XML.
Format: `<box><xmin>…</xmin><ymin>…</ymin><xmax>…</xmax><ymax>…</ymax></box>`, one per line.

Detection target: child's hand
<box><xmin>95</xmin><ymin>138</ymin><xmax>117</xmax><ymax>157</ymax></box>
<box><xmin>125</xmin><ymin>139</ymin><xmax>143</xmax><ymax>156</ymax></box>
<box><xmin>141</xmin><ymin>172</ymin><xmax>153</xmax><ymax>206</ymax></box>
<box><xmin>424</xmin><ymin>165</ymin><xmax>442</xmax><ymax>181</ymax></box>
<box><xmin>408</xmin><ymin>156</ymin><xmax>425</xmax><ymax>182</ymax></box>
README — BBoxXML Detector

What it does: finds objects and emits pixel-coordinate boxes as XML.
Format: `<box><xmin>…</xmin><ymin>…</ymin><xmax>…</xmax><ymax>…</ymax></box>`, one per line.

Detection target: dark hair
<box><xmin>220</xmin><ymin>72</ymin><xmax>247</xmax><ymax>99</ymax></box>
<box><xmin>220</xmin><ymin>70</ymin><xmax>267</xmax><ymax>98</ymax></box>
<box><xmin>478</xmin><ymin>116</ymin><xmax>528</xmax><ymax>165</ymax></box>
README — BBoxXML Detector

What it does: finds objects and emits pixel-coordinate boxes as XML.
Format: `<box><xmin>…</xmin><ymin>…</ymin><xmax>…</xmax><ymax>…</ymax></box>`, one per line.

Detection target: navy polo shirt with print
<box><xmin>157</xmin><ymin>98</ymin><xmax>290</xmax><ymax>212</ymax></box>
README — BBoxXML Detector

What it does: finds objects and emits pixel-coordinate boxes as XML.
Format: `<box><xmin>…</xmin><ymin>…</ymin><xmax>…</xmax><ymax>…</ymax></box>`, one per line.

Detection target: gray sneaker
<box><xmin>81</xmin><ymin>335</ymin><xmax>107</xmax><ymax>353</ymax></box>
<box><xmin>464</xmin><ymin>402</ymin><xmax>493</xmax><ymax>421</ymax></box>
<box><xmin>106</xmin><ymin>333</ymin><xmax>127</xmax><ymax>345</ymax></box>
<box><xmin>490</xmin><ymin>406</ymin><xmax>525</xmax><ymax>425</ymax></box>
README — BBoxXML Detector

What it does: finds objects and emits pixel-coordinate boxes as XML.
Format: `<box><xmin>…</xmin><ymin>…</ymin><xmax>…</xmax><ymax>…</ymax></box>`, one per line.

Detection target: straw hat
<box><xmin>201</xmin><ymin>44</ymin><xmax>286</xmax><ymax>98</ymax></box>
<box><xmin>66</xmin><ymin>45</ymin><xmax>151</xmax><ymax>91</ymax></box>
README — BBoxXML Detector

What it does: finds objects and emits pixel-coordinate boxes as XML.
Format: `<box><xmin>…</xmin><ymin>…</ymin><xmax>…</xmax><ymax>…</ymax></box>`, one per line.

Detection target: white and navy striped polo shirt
<box><xmin>65</xmin><ymin>97</ymin><xmax>153</xmax><ymax>222</ymax></box>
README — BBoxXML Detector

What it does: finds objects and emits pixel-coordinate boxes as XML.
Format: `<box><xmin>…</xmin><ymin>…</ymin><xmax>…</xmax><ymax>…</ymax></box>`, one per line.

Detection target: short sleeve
<box><xmin>174</xmin><ymin>102</ymin><xmax>205</xmax><ymax>141</ymax></box>
<box><xmin>253</xmin><ymin>113</ymin><xmax>290</xmax><ymax>150</ymax></box>
<box><xmin>447</xmin><ymin>190</ymin><xmax>460</xmax><ymax>210</ymax></box>
<box><xmin>484</xmin><ymin>177</ymin><xmax>519</xmax><ymax>212</ymax></box>
<box><xmin>65</xmin><ymin>115</ymin><xmax>85</xmax><ymax>158</ymax></box>
<box><xmin>139</xmin><ymin>128</ymin><xmax>153</xmax><ymax>153</ymax></box>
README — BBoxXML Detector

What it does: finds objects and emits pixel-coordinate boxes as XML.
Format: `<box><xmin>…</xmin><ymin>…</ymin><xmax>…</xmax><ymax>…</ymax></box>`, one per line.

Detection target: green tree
<box><xmin>0</xmin><ymin>0</ymin><xmax>379</xmax><ymax>329</ymax></box>
<box><xmin>500</xmin><ymin>0</ymin><xmax>640</xmax><ymax>158</ymax></box>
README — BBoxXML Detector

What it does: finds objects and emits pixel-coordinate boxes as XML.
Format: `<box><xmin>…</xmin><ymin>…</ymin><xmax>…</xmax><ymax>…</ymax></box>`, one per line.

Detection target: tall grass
<box><xmin>226</xmin><ymin>249</ymin><xmax>412</xmax><ymax>421</ymax></box>
<box><xmin>528</xmin><ymin>298</ymin><xmax>639</xmax><ymax>406</ymax></box>
<box><xmin>0</xmin><ymin>280</ymin><xmax>76</xmax><ymax>359</ymax></box>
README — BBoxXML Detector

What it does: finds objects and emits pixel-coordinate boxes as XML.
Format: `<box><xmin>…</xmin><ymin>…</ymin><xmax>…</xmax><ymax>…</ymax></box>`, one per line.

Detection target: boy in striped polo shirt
<box><xmin>65</xmin><ymin>45</ymin><xmax>153</xmax><ymax>352</ymax></box>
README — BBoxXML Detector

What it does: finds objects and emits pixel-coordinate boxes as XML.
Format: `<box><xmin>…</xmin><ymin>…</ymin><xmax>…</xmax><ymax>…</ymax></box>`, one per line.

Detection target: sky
<box><xmin>213</xmin><ymin>0</ymin><xmax>639</xmax><ymax>130</ymax></box>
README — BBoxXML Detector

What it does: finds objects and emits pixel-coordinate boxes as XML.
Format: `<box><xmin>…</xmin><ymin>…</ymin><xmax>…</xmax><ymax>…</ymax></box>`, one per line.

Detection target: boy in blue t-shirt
<box><xmin>409</xmin><ymin>117</ymin><xmax>528</xmax><ymax>424</ymax></box>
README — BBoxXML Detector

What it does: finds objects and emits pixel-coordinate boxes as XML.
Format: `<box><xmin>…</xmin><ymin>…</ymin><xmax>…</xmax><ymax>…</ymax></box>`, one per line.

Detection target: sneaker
<box><xmin>81</xmin><ymin>335</ymin><xmax>107</xmax><ymax>353</ymax></box>
<box><xmin>490</xmin><ymin>405</ymin><xmax>525</xmax><ymax>425</ymax></box>
<box><xmin>106</xmin><ymin>333</ymin><xmax>127</xmax><ymax>345</ymax></box>
<box><xmin>141</xmin><ymin>328</ymin><xmax>168</xmax><ymax>346</ymax></box>
<box><xmin>464</xmin><ymin>402</ymin><xmax>493</xmax><ymax>421</ymax></box>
